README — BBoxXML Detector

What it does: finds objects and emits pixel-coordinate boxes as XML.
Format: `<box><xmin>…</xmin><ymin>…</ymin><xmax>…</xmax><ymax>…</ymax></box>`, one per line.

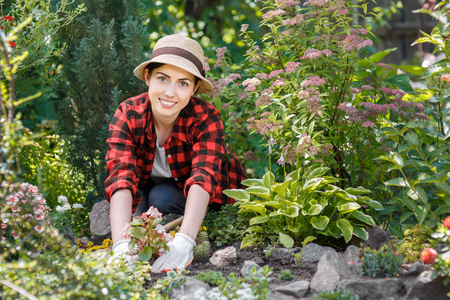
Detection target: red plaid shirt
<box><xmin>105</xmin><ymin>93</ymin><xmax>246</xmax><ymax>212</ymax></box>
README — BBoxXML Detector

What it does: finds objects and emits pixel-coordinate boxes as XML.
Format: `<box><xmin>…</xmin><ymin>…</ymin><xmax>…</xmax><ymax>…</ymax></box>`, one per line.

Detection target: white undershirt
<box><xmin>150</xmin><ymin>136</ymin><xmax>172</xmax><ymax>184</ymax></box>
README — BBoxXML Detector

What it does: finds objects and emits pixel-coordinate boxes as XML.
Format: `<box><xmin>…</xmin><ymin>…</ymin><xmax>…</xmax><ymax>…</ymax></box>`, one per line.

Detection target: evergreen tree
<box><xmin>56</xmin><ymin>0</ymin><xmax>149</xmax><ymax>201</ymax></box>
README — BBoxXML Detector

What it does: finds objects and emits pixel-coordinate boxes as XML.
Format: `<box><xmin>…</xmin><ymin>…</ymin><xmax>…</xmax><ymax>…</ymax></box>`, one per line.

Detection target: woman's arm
<box><xmin>179</xmin><ymin>184</ymin><xmax>210</xmax><ymax>240</ymax></box>
<box><xmin>110</xmin><ymin>189</ymin><xmax>133</xmax><ymax>242</ymax></box>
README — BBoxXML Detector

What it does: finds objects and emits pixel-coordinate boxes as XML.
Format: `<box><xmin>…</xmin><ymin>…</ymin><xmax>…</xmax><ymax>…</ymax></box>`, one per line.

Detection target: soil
<box><xmin>149</xmin><ymin>241</ymin><xmax>317</xmax><ymax>291</ymax></box>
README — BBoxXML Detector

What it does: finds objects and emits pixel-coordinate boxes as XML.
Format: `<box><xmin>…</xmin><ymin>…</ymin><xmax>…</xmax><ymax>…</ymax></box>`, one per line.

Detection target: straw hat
<box><xmin>134</xmin><ymin>34</ymin><xmax>212</xmax><ymax>94</ymax></box>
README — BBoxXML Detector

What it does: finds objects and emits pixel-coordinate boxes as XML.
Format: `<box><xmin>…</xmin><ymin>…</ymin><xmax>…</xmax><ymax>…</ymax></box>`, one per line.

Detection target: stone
<box><xmin>272</xmin><ymin>280</ymin><xmax>310</xmax><ymax>298</ymax></box>
<box><xmin>79</xmin><ymin>236</ymin><xmax>91</xmax><ymax>248</ymax></box>
<box><xmin>168</xmin><ymin>277</ymin><xmax>211</xmax><ymax>300</ymax></box>
<box><xmin>64</xmin><ymin>225</ymin><xmax>78</xmax><ymax>244</ymax></box>
<box><xmin>241</xmin><ymin>260</ymin><xmax>260</xmax><ymax>277</ymax></box>
<box><xmin>400</xmin><ymin>262</ymin><xmax>427</xmax><ymax>276</ymax></box>
<box><xmin>89</xmin><ymin>200</ymin><xmax>111</xmax><ymax>245</ymax></box>
<box><xmin>267</xmin><ymin>292</ymin><xmax>298</xmax><ymax>300</ymax></box>
<box><xmin>299</xmin><ymin>243</ymin><xmax>334</xmax><ymax>264</ymax></box>
<box><xmin>268</xmin><ymin>247</ymin><xmax>295</xmax><ymax>265</ymax></box>
<box><xmin>342</xmin><ymin>245</ymin><xmax>361</xmax><ymax>275</ymax></box>
<box><xmin>209</xmin><ymin>246</ymin><xmax>237</xmax><ymax>267</ymax></box>
<box><xmin>351</xmin><ymin>225</ymin><xmax>391</xmax><ymax>250</ymax></box>
<box><xmin>310</xmin><ymin>249</ymin><xmax>353</xmax><ymax>292</ymax></box>
<box><xmin>405</xmin><ymin>270</ymin><xmax>450</xmax><ymax>300</ymax></box>
<box><xmin>338</xmin><ymin>278</ymin><xmax>405</xmax><ymax>300</ymax></box>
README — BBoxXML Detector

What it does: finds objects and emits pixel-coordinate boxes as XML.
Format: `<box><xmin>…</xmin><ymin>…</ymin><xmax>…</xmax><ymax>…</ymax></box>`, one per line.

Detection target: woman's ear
<box><xmin>144</xmin><ymin>69</ymin><xmax>151</xmax><ymax>86</ymax></box>
<box><xmin>193</xmin><ymin>81</ymin><xmax>202</xmax><ymax>94</ymax></box>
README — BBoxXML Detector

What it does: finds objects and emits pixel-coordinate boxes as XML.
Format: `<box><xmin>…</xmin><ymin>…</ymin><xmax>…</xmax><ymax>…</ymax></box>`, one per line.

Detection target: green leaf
<box><xmin>278</xmin><ymin>205</ymin><xmax>299</xmax><ymax>218</ymax></box>
<box><xmin>328</xmin><ymin>224</ymin><xmax>342</xmax><ymax>239</ymax></box>
<box><xmin>242</xmin><ymin>178</ymin><xmax>264</xmax><ymax>187</ymax></box>
<box><xmin>238</xmin><ymin>204</ymin><xmax>267</xmax><ymax>215</ymax></box>
<box><xmin>223</xmin><ymin>189</ymin><xmax>250</xmax><ymax>201</ymax></box>
<box><xmin>246</xmin><ymin>186</ymin><xmax>270</xmax><ymax>200</ymax></box>
<box><xmin>128</xmin><ymin>227</ymin><xmax>146</xmax><ymax>239</ymax></box>
<box><xmin>249</xmin><ymin>215</ymin><xmax>269</xmax><ymax>226</ymax></box>
<box><xmin>138</xmin><ymin>246</ymin><xmax>153</xmax><ymax>261</ymax></box>
<box><xmin>435</xmin><ymin>205</ymin><xmax>450</xmax><ymax>216</ymax></box>
<box><xmin>245</xmin><ymin>226</ymin><xmax>264</xmax><ymax>233</ymax></box>
<box><xmin>130</xmin><ymin>218</ymin><xmax>145</xmax><ymax>226</ymax></box>
<box><xmin>349</xmin><ymin>211</ymin><xmax>375</xmax><ymax>226</ymax></box>
<box><xmin>271</xmin><ymin>180</ymin><xmax>290</xmax><ymax>196</ymax></box>
<box><xmin>392</xmin><ymin>152</ymin><xmax>404</xmax><ymax>167</ymax></box>
<box><xmin>405</xmin><ymin>132</ymin><xmax>420</xmax><ymax>147</ymax></box>
<box><xmin>407</xmin><ymin>187</ymin><xmax>429</xmax><ymax>204</ymax></box>
<box><xmin>386</xmin><ymin>74</ymin><xmax>414</xmax><ymax>92</ymax></box>
<box><xmin>307</xmin><ymin>204</ymin><xmax>323</xmax><ymax>215</ymax></box>
<box><xmin>345</xmin><ymin>186</ymin><xmax>372</xmax><ymax>195</ymax></box>
<box><xmin>310</xmin><ymin>216</ymin><xmax>330</xmax><ymax>231</ymax></box>
<box><xmin>398</xmin><ymin>65</ymin><xmax>425</xmax><ymax>76</ymax></box>
<box><xmin>400</xmin><ymin>211</ymin><xmax>414</xmax><ymax>223</ymax></box>
<box><xmin>369</xmin><ymin>47</ymin><xmax>397</xmax><ymax>63</ymax></box>
<box><xmin>301</xmin><ymin>235</ymin><xmax>317</xmax><ymax>247</ymax></box>
<box><xmin>240</xmin><ymin>235</ymin><xmax>257</xmax><ymax>249</ymax></box>
<box><xmin>279</xmin><ymin>233</ymin><xmax>294</xmax><ymax>249</ymax></box>
<box><xmin>352</xmin><ymin>226</ymin><xmax>369</xmax><ymax>241</ymax></box>
<box><xmin>337</xmin><ymin>218</ymin><xmax>353</xmax><ymax>243</ymax></box>
<box><xmin>260</xmin><ymin>201</ymin><xmax>283</xmax><ymax>209</ymax></box>
<box><xmin>360</xmin><ymin>199</ymin><xmax>384</xmax><ymax>210</ymax></box>
<box><xmin>338</xmin><ymin>202</ymin><xmax>361</xmax><ymax>214</ymax></box>
<box><xmin>263</xmin><ymin>172</ymin><xmax>275</xmax><ymax>189</ymax></box>
<box><xmin>384</xmin><ymin>178</ymin><xmax>410</xmax><ymax>187</ymax></box>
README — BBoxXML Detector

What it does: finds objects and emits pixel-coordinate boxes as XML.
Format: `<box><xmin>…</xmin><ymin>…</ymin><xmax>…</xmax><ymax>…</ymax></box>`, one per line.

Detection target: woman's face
<box><xmin>145</xmin><ymin>64</ymin><xmax>201</xmax><ymax>123</ymax></box>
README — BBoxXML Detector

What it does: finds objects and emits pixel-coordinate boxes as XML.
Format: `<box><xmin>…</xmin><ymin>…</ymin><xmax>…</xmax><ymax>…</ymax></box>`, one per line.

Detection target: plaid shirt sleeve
<box><xmin>183</xmin><ymin>104</ymin><xmax>225</xmax><ymax>202</ymax></box>
<box><xmin>104</xmin><ymin>101</ymin><xmax>140</xmax><ymax>204</ymax></box>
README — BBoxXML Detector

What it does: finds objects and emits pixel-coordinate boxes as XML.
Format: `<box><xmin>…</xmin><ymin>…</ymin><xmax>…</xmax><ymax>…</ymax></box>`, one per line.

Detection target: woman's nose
<box><xmin>164</xmin><ymin>83</ymin><xmax>175</xmax><ymax>97</ymax></box>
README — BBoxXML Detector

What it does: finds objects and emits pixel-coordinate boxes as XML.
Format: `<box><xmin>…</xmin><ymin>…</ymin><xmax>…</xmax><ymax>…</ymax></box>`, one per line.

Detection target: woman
<box><xmin>104</xmin><ymin>34</ymin><xmax>245</xmax><ymax>271</ymax></box>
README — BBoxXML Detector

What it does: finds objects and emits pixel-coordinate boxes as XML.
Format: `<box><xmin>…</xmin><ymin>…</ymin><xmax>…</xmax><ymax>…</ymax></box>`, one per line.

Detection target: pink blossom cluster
<box><xmin>262</xmin><ymin>9</ymin><xmax>286</xmax><ymax>20</ymax></box>
<box><xmin>389</xmin><ymin>98</ymin><xmax>425</xmax><ymax>112</ymax></box>
<box><xmin>248</xmin><ymin>112</ymin><xmax>279</xmax><ymax>135</ymax></box>
<box><xmin>241</xmin><ymin>24</ymin><xmax>249</xmax><ymax>32</ymax></box>
<box><xmin>326</xmin><ymin>0</ymin><xmax>346</xmax><ymax>13</ymax></box>
<box><xmin>297</xmin><ymin>87</ymin><xmax>322</xmax><ymax>116</ymax></box>
<box><xmin>336</xmin><ymin>8</ymin><xmax>349</xmax><ymax>15</ymax></box>
<box><xmin>285</xmin><ymin>62</ymin><xmax>301</xmax><ymax>73</ymax></box>
<box><xmin>309</xmin><ymin>146</ymin><xmax>319</xmax><ymax>156</ymax></box>
<box><xmin>238</xmin><ymin>92</ymin><xmax>249</xmax><ymax>100</ymax></box>
<box><xmin>300</xmin><ymin>75</ymin><xmax>327</xmax><ymax>87</ymax></box>
<box><xmin>341</xmin><ymin>35</ymin><xmax>373</xmax><ymax>51</ymax></box>
<box><xmin>206</xmin><ymin>73</ymin><xmax>241</xmax><ymax>98</ymax></box>
<box><xmin>214</xmin><ymin>47</ymin><xmax>228</xmax><ymax>69</ymax></box>
<box><xmin>242</xmin><ymin>77</ymin><xmax>262</xmax><ymax>87</ymax></box>
<box><xmin>281</xmin><ymin>29</ymin><xmax>293</xmax><ymax>36</ymax></box>
<box><xmin>2</xmin><ymin>182</ymin><xmax>50</xmax><ymax>243</ymax></box>
<box><xmin>380</xmin><ymin>87</ymin><xmax>405</xmax><ymax>97</ymax></box>
<box><xmin>350</xmin><ymin>28</ymin><xmax>368</xmax><ymax>35</ymax></box>
<box><xmin>272</xmin><ymin>78</ymin><xmax>285</xmax><ymax>87</ymax></box>
<box><xmin>361</xmin><ymin>85</ymin><xmax>374</xmax><ymax>90</ymax></box>
<box><xmin>283</xmin><ymin>14</ymin><xmax>305</xmax><ymax>26</ymax></box>
<box><xmin>281</xmin><ymin>133</ymin><xmax>312</xmax><ymax>164</ymax></box>
<box><xmin>276</xmin><ymin>0</ymin><xmax>301</xmax><ymax>8</ymax></box>
<box><xmin>441</xmin><ymin>74</ymin><xmax>450</xmax><ymax>82</ymax></box>
<box><xmin>203</xmin><ymin>56</ymin><xmax>210</xmax><ymax>72</ymax></box>
<box><xmin>303</xmin><ymin>0</ymin><xmax>329</xmax><ymax>7</ymax></box>
<box><xmin>256</xmin><ymin>88</ymin><xmax>274</xmax><ymax>106</ymax></box>
<box><xmin>256</xmin><ymin>73</ymin><xmax>270</xmax><ymax>80</ymax></box>
<box><xmin>269</xmin><ymin>69</ymin><xmax>285</xmax><ymax>79</ymax></box>
<box><xmin>300</xmin><ymin>48</ymin><xmax>323</xmax><ymax>60</ymax></box>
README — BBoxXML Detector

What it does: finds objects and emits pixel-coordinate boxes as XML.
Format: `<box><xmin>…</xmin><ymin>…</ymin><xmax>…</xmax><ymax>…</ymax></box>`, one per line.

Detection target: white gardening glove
<box><xmin>151</xmin><ymin>233</ymin><xmax>196</xmax><ymax>273</ymax></box>
<box><xmin>107</xmin><ymin>239</ymin><xmax>140</xmax><ymax>265</ymax></box>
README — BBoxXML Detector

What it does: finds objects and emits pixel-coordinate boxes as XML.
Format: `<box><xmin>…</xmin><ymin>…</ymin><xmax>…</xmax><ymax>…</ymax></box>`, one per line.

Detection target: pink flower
<box><xmin>222</xmin><ymin>103</ymin><xmax>230</xmax><ymax>109</ymax></box>
<box><xmin>301</xmin><ymin>76</ymin><xmax>327</xmax><ymax>87</ymax></box>
<box><xmin>277</xmin><ymin>153</ymin><xmax>286</xmax><ymax>166</ymax></box>
<box><xmin>146</xmin><ymin>206</ymin><xmax>162</xmax><ymax>219</ymax></box>
<box><xmin>12</xmin><ymin>206</ymin><xmax>20</xmax><ymax>212</ymax></box>
<box><xmin>12</xmin><ymin>231</ymin><xmax>19</xmax><ymax>240</ymax></box>
<box><xmin>285</xmin><ymin>62</ymin><xmax>301</xmax><ymax>73</ymax></box>
<box><xmin>268</xmin><ymin>69</ymin><xmax>284</xmax><ymax>79</ymax></box>
<box><xmin>242</xmin><ymin>77</ymin><xmax>261</xmax><ymax>87</ymax></box>
<box><xmin>35</xmin><ymin>225</ymin><xmax>43</xmax><ymax>233</ymax></box>
<box><xmin>245</xmin><ymin>85</ymin><xmax>256</xmax><ymax>92</ymax></box>
<box><xmin>203</xmin><ymin>56</ymin><xmax>210</xmax><ymax>72</ymax></box>
<box><xmin>28</xmin><ymin>185</ymin><xmax>38</xmax><ymax>194</ymax></box>
<box><xmin>300</xmin><ymin>48</ymin><xmax>323</xmax><ymax>60</ymax></box>
<box><xmin>361</xmin><ymin>85</ymin><xmax>373</xmax><ymax>90</ymax></box>
<box><xmin>441</xmin><ymin>74</ymin><xmax>450</xmax><ymax>82</ymax></box>
<box><xmin>238</xmin><ymin>93</ymin><xmax>248</xmax><ymax>100</ymax></box>
<box><xmin>336</xmin><ymin>8</ymin><xmax>348</xmax><ymax>15</ymax></box>
<box><xmin>244</xmin><ymin>150</ymin><xmax>259</xmax><ymax>161</ymax></box>
<box><xmin>241</xmin><ymin>24</ymin><xmax>249</xmax><ymax>32</ymax></box>
<box><xmin>362</xmin><ymin>121</ymin><xmax>376</xmax><ymax>128</ymax></box>
<box><xmin>322</xmin><ymin>49</ymin><xmax>332</xmax><ymax>56</ymax></box>
<box><xmin>1</xmin><ymin>224</ymin><xmax>6</xmax><ymax>229</ymax></box>
<box><xmin>282</xmin><ymin>14</ymin><xmax>304</xmax><ymax>26</ymax></box>
<box><xmin>309</xmin><ymin>146</ymin><xmax>319</xmax><ymax>156</ymax></box>
<box><xmin>20</xmin><ymin>183</ymin><xmax>28</xmax><ymax>191</ymax></box>
<box><xmin>272</xmin><ymin>78</ymin><xmax>285</xmax><ymax>87</ymax></box>
<box><xmin>17</xmin><ymin>191</ymin><xmax>24</xmax><ymax>198</ymax></box>
<box><xmin>262</xmin><ymin>9</ymin><xmax>286</xmax><ymax>20</ymax></box>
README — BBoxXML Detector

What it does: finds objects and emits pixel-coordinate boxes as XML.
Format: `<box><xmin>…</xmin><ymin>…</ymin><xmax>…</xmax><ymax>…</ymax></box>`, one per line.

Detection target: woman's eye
<box><xmin>157</xmin><ymin>76</ymin><xmax>167</xmax><ymax>82</ymax></box>
<box><xmin>180</xmin><ymin>81</ymin><xmax>189</xmax><ymax>87</ymax></box>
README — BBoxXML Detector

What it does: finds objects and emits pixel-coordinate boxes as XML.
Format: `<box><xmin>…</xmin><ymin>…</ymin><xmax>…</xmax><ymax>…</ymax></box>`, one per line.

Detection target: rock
<box><xmin>299</xmin><ymin>243</ymin><xmax>334</xmax><ymax>264</ymax></box>
<box><xmin>342</xmin><ymin>245</ymin><xmax>361</xmax><ymax>275</ymax></box>
<box><xmin>168</xmin><ymin>277</ymin><xmax>211</xmax><ymax>300</ymax></box>
<box><xmin>351</xmin><ymin>225</ymin><xmax>391</xmax><ymax>249</ymax></box>
<box><xmin>79</xmin><ymin>236</ymin><xmax>91</xmax><ymax>248</ymax></box>
<box><xmin>241</xmin><ymin>260</ymin><xmax>260</xmax><ymax>277</ymax></box>
<box><xmin>405</xmin><ymin>270</ymin><xmax>450</xmax><ymax>300</ymax></box>
<box><xmin>89</xmin><ymin>200</ymin><xmax>111</xmax><ymax>245</ymax></box>
<box><xmin>267</xmin><ymin>292</ymin><xmax>298</xmax><ymax>300</ymax></box>
<box><xmin>272</xmin><ymin>280</ymin><xmax>310</xmax><ymax>298</ymax></box>
<box><xmin>268</xmin><ymin>247</ymin><xmax>295</xmax><ymax>265</ymax></box>
<box><xmin>64</xmin><ymin>225</ymin><xmax>78</xmax><ymax>244</ymax></box>
<box><xmin>338</xmin><ymin>278</ymin><xmax>405</xmax><ymax>300</ymax></box>
<box><xmin>400</xmin><ymin>262</ymin><xmax>427</xmax><ymax>276</ymax></box>
<box><xmin>310</xmin><ymin>249</ymin><xmax>353</xmax><ymax>292</ymax></box>
<box><xmin>209</xmin><ymin>246</ymin><xmax>237</xmax><ymax>267</ymax></box>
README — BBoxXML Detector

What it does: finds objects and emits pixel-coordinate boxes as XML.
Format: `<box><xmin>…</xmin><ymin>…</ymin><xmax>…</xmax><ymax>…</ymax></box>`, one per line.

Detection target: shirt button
<box><xmin>167</xmin><ymin>154</ymin><xmax>171</xmax><ymax>158</ymax></box>
<box><xmin>174</xmin><ymin>178</ymin><xmax>178</xmax><ymax>181</ymax></box>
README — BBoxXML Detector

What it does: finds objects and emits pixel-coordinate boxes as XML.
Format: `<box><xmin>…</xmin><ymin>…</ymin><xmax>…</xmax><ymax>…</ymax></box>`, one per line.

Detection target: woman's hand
<box><xmin>151</xmin><ymin>232</ymin><xmax>196</xmax><ymax>272</ymax></box>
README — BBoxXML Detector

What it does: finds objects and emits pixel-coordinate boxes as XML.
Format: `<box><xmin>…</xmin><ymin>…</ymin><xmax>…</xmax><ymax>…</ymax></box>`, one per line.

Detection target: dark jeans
<box><xmin>137</xmin><ymin>178</ymin><xmax>186</xmax><ymax>215</ymax></box>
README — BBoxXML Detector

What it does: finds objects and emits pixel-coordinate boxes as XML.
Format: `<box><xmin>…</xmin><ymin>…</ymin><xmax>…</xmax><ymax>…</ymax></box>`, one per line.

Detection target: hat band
<box><xmin>150</xmin><ymin>47</ymin><xmax>205</xmax><ymax>77</ymax></box>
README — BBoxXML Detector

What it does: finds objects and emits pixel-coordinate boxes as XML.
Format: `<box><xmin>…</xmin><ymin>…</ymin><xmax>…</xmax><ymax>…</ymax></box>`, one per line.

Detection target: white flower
<box><xmin>57</xmin><ymin>195</ymin><xmax>68</xmax><ymax>204</ymax></box>
<box><xmin>72</xmin><ymin>203</ymin><xmax>83</xmax><ymax>209</ymax></box>
<box><xmin>62</xmin><ymin>203</ymin><xmax>71</xmax><ymax>211</ymax></box>
<box><xmin>55</xmin><ymin>205</ymin><xmax>65</xmax><ymax>212</ymax></box>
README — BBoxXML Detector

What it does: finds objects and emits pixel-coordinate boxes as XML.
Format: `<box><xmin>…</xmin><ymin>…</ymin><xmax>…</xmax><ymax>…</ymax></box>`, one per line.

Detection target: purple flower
<box><xmin>222</xmin><ymin>103</ymin><xmax>230</xmax><ymax>109</ymax></box>
<box><xmin>269</xmin><ymin>69</ymin><xmax>284</xmax><ymax>79</ymax></box>
<box><xmin>282</xmin><ymin>14</ymin><xmax>305</xmax><ymax>26</ymax></box>
<box><xmin>262</xmin><ymin>9</ymin><xmax>286</xmax><ymax>20</ymax></box>
<box><xmin>241</xmin><ymin>24</ymin><xmax>249</xmax><ymax>32</ymax></box>
<box><xmin>362</xmin><ymin>121</ymin><xmax>376</xmax><ymax>128</ymax></box>
<box><xmin>285</xmin><ymin>62</ymin><xmax>301</xmax><ymax>73</ymax></box>
<box><xmin>277</xmin><ymin>153</ymin><xmax>286</xmax><ymax>166</ymax></box>
<box><xmin>300</xmin><ymin>48</ymin><xmax>323</xmax><ymax>60</ymax></box>
<box><xmin>309</xmin><ymin>146</ymin><xmax>319</xmax><ymax>156</ymax></box>
<box><xmin>300</xmin><ymin>76</ymin><xmax>327</xmax><ymax>87</ymax></box>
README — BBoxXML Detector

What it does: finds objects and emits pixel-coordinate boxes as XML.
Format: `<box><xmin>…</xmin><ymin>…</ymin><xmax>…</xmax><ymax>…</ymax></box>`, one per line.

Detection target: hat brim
<box><xmin>134</xmin><ymin>55</ymin><xmax>212</xmax><ymax>94</ymax></box>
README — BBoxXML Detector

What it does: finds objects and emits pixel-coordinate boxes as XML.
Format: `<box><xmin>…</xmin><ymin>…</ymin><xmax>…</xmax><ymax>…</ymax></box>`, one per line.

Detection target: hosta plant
<box><xmin>224</xmin><ymin>164</ymin><xmax>384</xmax><ymax>248</ymax></box>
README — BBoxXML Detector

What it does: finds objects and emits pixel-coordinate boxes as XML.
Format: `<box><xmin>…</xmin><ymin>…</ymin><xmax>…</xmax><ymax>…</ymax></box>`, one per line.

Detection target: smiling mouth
<box><xmin>159</xmin><ymin>99</ymin><xmax>176</xmax><ymax>108</ymax></box>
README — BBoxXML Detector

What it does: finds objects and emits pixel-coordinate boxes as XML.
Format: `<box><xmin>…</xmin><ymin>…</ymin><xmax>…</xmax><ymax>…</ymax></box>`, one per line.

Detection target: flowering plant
<box><xmin>419</xmin><ymin>215</ymin><xmax>450</xmax><ymax>296</ymax></box>
<box><xmin>1</xmin><ymin>181</ymin><xmax>51</xmax><ymax>258</ymax></box>
<box><xmin>125</xmin><ymin>206</ymin><xmax>172</xmax><ymax>261</ymax></box>
<box><xmin>49</xmin><ymin>194</ymin><xmax>85</xmax><ymax>235</ymax></box>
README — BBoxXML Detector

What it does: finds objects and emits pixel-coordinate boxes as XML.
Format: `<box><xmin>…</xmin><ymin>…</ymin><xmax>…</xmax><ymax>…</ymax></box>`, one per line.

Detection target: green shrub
<box><xmin>204</xmin><ymin>204</ymin><xmax>247</xmax><ymax>246</ymax></box>
<box><xmin>395</xmin><ymin>224</ymin><xmax>439</xmax><ymax>263</ymax></box>
<box><xmin>193</xmin><ymin>230</ymin><xmax>211</xmax><ymax>262</ymax></box>
<box><xmin>278</xmin><ymin>269</ymin><xmax>294</xmax><ymax>281</ymax></box>
<box><xmin>313</xmin><ymin>289</ymin><xmax>360</xmax><ymax>300</ymax></box>
<box><xmin>359</xmin><ymin>244</ymin><xmax>403</xmax><ymax>278</ymax></box>
<box><xmin>195</xmin><ymin>270</ymin><xmax>225</xmax><ymax>286</ymax></box>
